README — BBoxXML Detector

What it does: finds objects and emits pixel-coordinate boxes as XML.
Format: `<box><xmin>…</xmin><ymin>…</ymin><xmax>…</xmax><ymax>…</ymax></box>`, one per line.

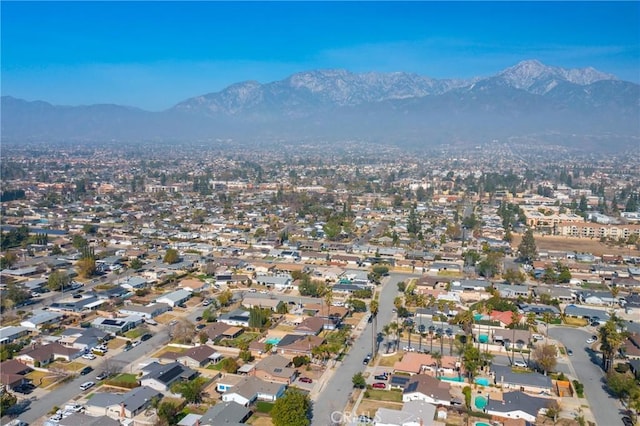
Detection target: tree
<box><xmin>157</xmin><ymin>400</ymin><xmax>179</xmax><ymax>426</ymax></box>
<box><xmin>517</xmin><ymin>228</ymin><xmax>537</xmax><ymax>263</ymax></box>
<box><xmin>292</xmin><ymin>356</ymin><xmax>310</xmax><ymax>368</ymax></box>
<box><xmin>533</xmin><ymin>344</ymin><xmax>557</xmax><ymax>375</ymax></box>
<box><xmin>220</xmin><ymin>357</ymin><xmax>238</xmax><ymax>373</ymax></box>
<box><xmin>352</xmin><ymin>372</ymin><xmax>366</xmax><ymax>388</ymax></box>
<box><xmin>599</xmin><ymin>316</ymin><xmax>625</xmax><ymax>372</ymax></box>
<box><xmin>72</xmin><ymin>235</ymin><xmax>88</xmax><ymax>250</ymax></box>
<box><xmin>0</xmin><ymin>391</ymin><xmax>17</xmax><ymax>417</ymax></box>
<box><xmin>170</xmin><ymin>319</ymin><xmax>196</xmax><ymax>344</ymax></box>
<box><xmin>477</xmin><ymin>251</ymin><xmax>503</xmax><ymax>278</ymax></box>
<box><xmin>47</xmin><ymin>270</ymin><xmax>71</xmax><ymax>291</ymax></box>
<box><xmin>163</xmin><ymin>248</ymin><xmax>180</xmax><ymax>264</ymax></box>
<box><xmin>170</xmin><ymin>377</ymin><xmax>208</xmax><ymax>404</ymax></box>
<box><xmin>397</xmin><ymin>281</ymin><xmax>407</xmax><ymax>292</ymax></box>
<box><xmin>217</xmin><ymin>289</ymin><xmax>233</xmax><ymax>307</ymax></box>
<box><xmin>76</xmin><ymin>256</ymin><xmax>96</xmax><ymax>278</ymax></box>
<box><xmin>202</xmin><ymin>307</ymin><xmax>217</xmax><ymax>322</ymax></box>
<box><xmin>271</xmin><ymin>388</ymin><xmax>311</xmax><ymax>426</ymax></box>
<box><xmin>130</xmin><ymin>258</ymin><xmax>143</xmax><ymax>270</ymax></box>
<box><xmin>503</xmin><ymin>268</ymin><xmax>526</xmax><ymax>284</ymax></box>
<box><xmin>369</xmin><ymin>299</ymin><xmax>379</xmax><ymax>356</ymax></box>
<box><xmin>51</xmin><ymin>244</ymin><xmax>63</xmax><ymax>255</ymax></box>
<box><xmin>0</xmin><ymin>251</ymin><xmax>18</xmax><ymax>269</ymax></box>
<box><xmin>462</xmin><ymin>343</ymin><xmax>482</xmax><ymax>381</ymax></box>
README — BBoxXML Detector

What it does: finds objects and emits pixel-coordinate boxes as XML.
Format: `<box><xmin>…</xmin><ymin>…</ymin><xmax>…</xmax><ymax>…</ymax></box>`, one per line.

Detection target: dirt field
<box><xmin>511</xmin><ymin>234</ymin><xmax>639</xmax><ymax>257</ymax></box>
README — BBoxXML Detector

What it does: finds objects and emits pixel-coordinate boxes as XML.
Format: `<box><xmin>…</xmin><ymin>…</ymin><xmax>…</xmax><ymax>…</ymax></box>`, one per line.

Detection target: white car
<box><xmin>532</xmin><ymin>334</ymin><xmax>544</xmax><ymax>341</ymax></box>
<box><xmin>82</xmin><ymin>353</ymin><xmax>96</xmax><ymax>360</ymax></box>
<box><xmin>80</xmin><ymin>381</ymin><xmax>95</xmax><ymax>391</ymax></box>
<box><xmin>513</xmin><ymin>361</ymin><xmax>528</xmax><ymax>368</ymax></box>
<box><xmin>586</xmin><ymin>336</ymin><xmax>597</xmax><ymax>344</ymax></box>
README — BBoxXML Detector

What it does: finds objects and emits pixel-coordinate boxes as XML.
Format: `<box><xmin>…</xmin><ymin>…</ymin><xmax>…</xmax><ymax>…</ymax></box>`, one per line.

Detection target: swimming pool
<box><xmin>474</xmin><ymin>395</ymin><xmax>488</xmax><ymax>410</ymax></box>
<box><xmin>437</xmin><ymin>376</ymin><xmax>464</xmax><ymax>382</ymax></box>
<box><xmin>475</xmin><ymin>377</ymin><xmax>490</xmax><ymax>386</ymax></box>
<box><xmin>474</xmin><ymin>422</ymin><xmax>490</xmax><ymax>426</ymax></box>
<box><xmin>265</xmin><ymin>337</ymin><xmax>281</xmax><ymax>345</ymax></box>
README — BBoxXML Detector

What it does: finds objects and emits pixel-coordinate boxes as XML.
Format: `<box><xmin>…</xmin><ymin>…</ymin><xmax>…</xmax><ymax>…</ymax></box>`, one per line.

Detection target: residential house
<box><xmin>494</xmin><ymin>283</ymin><xmax>530</xmax><ymax>299</ymax></box>
<box><xmin>564</xmin><ymin>304</ymin><xmax>610</xmax><ymax>322</ymax></box>
<box><xmin>241</xmin><ymin>297</ymin><xmax>281</xmax><ymax>312</ymax></box>
<box><xmin>253</xmin><ymin>354</ymin><xmax>297</xmax><ymax>384</ymax></box>
<box><xmin>492</xmin><ymin>365</ymin><xmax>553</xmax><ymax>393</ymax></box>
<box><xmin>20</xmin><ymin>311</ymin><xmax>63</xmax><ymax>330</ymax></box>
<box><xmin>485</xmin><ymin>391</ymin><xmax>554</xmax><ymax>423</ymax></box>
<box><xmin>578</xmin><ymin>291</ymin><xmax>618</xmax><ymax>306</ymax></box>
<box><xmin>16</xmin><ymin>342</ymin><xmax>83</xmax><ymax>367</ymax></box>
<box><xmin>402</xmin><ymin>374</ymin><xmax>453</xmax><ymax>405</ymax></box>
<box><xmin>178</xmin><ymin>278</ymin><xmax>207</xmax><ymax>292</ymax></box>
<box><xmin>517</xmin><ymin>303</ymin><xmax>561</xmax><ymax>316</ymax></box>
<box><xmin>293</xmin><ymin>317</ymin><xmax>325</xmax><ymax>336</ymax></box>
<box><xmin>489</xmin><ymin>310</ymin><xmax>521</xmax><ymax>328</ymax></box>
<box><xmin>85</xmin><ymin>385</ymin><xmax>162</xmax><ymax>419</ymax></box>
<box><xmin>254</xmin><ymin>274</ymin><xmax>293</xmax><ymax>290</ymax></box>
<box><xmin>91</xmin><ymin>315</ymin><xmax>144</xmax><ymax>335</ymax></box>
<box><xmin>119</xmin><ymin>302</ymin><xmax>171</xmax><ymax>319</ymax></box>
<box><xmin>216</xmin><ymin>373</ymin><xmax>245</xmax><ymax>393</ymax></box>
<box><xmin>623</xmin><ymin>333</ymin><xmax>640</xmax><ymax>360</ymax></box>
<box><xmin>0</xmin><ymin>326</ymin><xmax>30</xmax><ymax>344</ymax></box>
<box><xmin>202</xmin><ymin>322</ymin><xmax>244</xmax><ymax>342</ymax></box>
<box><xmin>221</xmin><ymin>376</ymin><xmax>286</xmax><ymax>406</ymax></box>
<box><xmin>155</xmin><ymin>289</ymin><xmax>192</xmax><ymax>308</ymax></box>
<box><xmin>0</xmin><ymin>359</ymin><xmax>33</xmax><ymax>389</ymax></box>
<box><xmin>531</xmin><ymin>286</ymin><xmax>575</xmax><ymax>303</ymax></box>
<box><xmin>49</xmin><ymin>295</ymin><xmax>104</xmax><ymax>313</ymax></box>
<box><xmin>177</xmin><ymin>345</ymin><xmax>218</xmax><ymax>368</ymax></box>
<box><xmin>115</xmin><ymin>276</ymin><xmax>148</xmax><ymax>291</ymax></box>
<box><xmin>59</xmin><ymin>327</ymin><xmax>108</xmax><ymax>351</ymax></box>
<box><xmin>272</xmin><ymin>334</ymin><xmax>324</xmax><ymax>357</ymax></box>
<box><xmin>218</xmin><ymin>309</ymin><xmax>251</xmax><ymax>327</ymax></box>
<box><xmin>55</xmin><ymin>413</ymin><xmax>120</xmax><ymax>426</ymax></box>
<box><xmin>140</xmin><ymin>361</ymin><xmax>198</xmax><ymax>392</ymax></box>
<box><xmin>199</xmin><ymin>401</ymin><xmax>251</xmax><ymax>425</ymax></box>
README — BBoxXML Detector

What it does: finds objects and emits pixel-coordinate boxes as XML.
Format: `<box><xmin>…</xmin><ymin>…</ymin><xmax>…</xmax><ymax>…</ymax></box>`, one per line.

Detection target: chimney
<box><xmin>120</xmin><ymin>402</ymin><xmax>126</xmax><ymax>418</ymax></box>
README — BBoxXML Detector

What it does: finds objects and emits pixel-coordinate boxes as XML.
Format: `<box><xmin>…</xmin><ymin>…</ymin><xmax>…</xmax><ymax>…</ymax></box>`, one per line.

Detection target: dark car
<box><xmin>299</xmin><ymin>377</ymin><xmax>313</xmax><ymax>383</ymax></box>
<box><xmin>80</xmin><ymin>366</ymin><xmax>93</xmax><ymax>375</ymax></box>
<box><xmin>622</xmin><ymin>416</ymin><xmax>633</xmax><ymax>426</ymax></box>
<box><xmin>363</xmin><ymin>355</ymin><xmax>371</xmax><ymax>365</ymax></box>
<box><xmin>567</xmin><ymin>349</ymin><xmax>574</xmax><ymax>356</ymax></box>
<box><xmin>195</xmin><ymin>316</ymin><xmax>203</xmax><ymax>322</ymax></box>
<box><xmin>195</xmin><ymin>324</ymin><xmax>206</xmax><ymax>331</ymax></box>
<box><xmin>374</xmin><ymin>374</ymin><xmax>388</xmax><ymax>381</ymax></box>
<box><xmin>140</xmin><ymin>333</ymin><xmax>153</xmax><ymax>342</ymax></box>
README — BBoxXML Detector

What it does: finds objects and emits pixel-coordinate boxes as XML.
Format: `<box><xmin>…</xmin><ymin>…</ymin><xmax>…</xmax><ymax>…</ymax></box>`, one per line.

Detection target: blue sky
<box><xmin>2</xmin><ymin>1</ymin><xmax>638</xmax><ymax>111</ymax></box>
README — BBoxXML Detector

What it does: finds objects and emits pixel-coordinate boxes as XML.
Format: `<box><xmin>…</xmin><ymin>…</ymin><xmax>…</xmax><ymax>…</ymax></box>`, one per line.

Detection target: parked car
<box><xmin>299</xmin><ymin>377</ymin><xmax>313</xmax><ymax>383</ymax></box>
<box><xmin>82</xmin><ymin>353</ymin><xmax>96</xmax><ymax>360</ymax></box>
<box><xmin>64</xmin><ymin>404</ymin><xmax>83</xmax><ymax>413</ymax></box>
<box><xmin>374</xmin><ymin>374</ymin><xmax>389</xmax><ymax>381</ymax></box>
<box><xmin>622</xmin><ymin>416</ymin><xmax>633</xmax><ymax>426</ymax></box>
<box><xmin>586</xmin><ymin>335</ymin><xmax>598</xmax><ymax>344</ymax></box>
<box><xmin>195</xmin><ymin>324</ymin><xmax>206</xmax><ymax>331</ymax></box>
<box><xmin>195</xmin><ymin>316</ymin><xmax>203</xmax><ymax>322</ymax></box>
<box><xmin>96</xmin><ymin>371</ymin><xmax>109</xmax><ymax>380</ymax></box>
<box><xmin>80</xmin><ymin>381</ymin><xmax>95</xmax><ymax>391</ymax></box>
<box><xmin>371</xmin><ymin>382</ymin><xmax>386</xmax><ymax>389</ymax></box>
<box><xmin>140</xmin><ymin>333</ymin><xmax>153</xmax><ymax>341</ymax></box>
<box><xmin>567</xmin><ymin>349</ymin><xmax>574</xmax><ymax>356</ymax></box>
<box><xmin>80</xmin><ymin>366</ymin><xmax>93</xmax><ymax>375</ymax></box>
<box><xmin>363</xmin><ymin>354</ymin><xmax>371</xmax><ymax>365</ymax></box>
<box><xmin>513</xmin><ymin>361</ymin><xmax>527</xmax><ymax>368</ymax></box>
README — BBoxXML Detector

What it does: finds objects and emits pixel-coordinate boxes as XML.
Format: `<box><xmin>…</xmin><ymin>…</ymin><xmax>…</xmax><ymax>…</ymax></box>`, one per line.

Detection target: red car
<box><xmin>299</xmin><ymin>377</ymin><xmax>313</xmax><ymax>383</ymax></box>
<box><xmin>371</xmin><ymin>382</ymin><xmax>386</xmax><ymax>389</ymax></box>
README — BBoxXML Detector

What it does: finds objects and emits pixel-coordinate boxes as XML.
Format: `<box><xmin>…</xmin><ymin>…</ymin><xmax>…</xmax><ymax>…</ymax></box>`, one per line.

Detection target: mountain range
<box><xmin>2</xmin><ymin>60</ymin><xmax>639</xmax><ymax>150</ymax></box>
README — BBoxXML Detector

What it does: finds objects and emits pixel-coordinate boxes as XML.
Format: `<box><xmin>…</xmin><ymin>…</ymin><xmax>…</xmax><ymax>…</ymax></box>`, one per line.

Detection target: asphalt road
<box><xmin>548</xmin><ymin>327</ymin><xmax>626</xmax><ymax>426</ymax></box>
<box><xmin>4</xmin><ymin>328</ymin><xmax>170</xmax><ymax>425</ymax></box>
<box><xmin>311</xmin><ymin>272</ymin><xmax>416</xmax><ymax>426</ymax></box>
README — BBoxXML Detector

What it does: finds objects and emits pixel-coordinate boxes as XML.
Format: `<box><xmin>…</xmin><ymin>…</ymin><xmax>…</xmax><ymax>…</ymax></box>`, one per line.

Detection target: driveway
<box><xmin>548</xmin><ymin>326</ymin><xmax>627</xmax><ymax>425</ymax></box>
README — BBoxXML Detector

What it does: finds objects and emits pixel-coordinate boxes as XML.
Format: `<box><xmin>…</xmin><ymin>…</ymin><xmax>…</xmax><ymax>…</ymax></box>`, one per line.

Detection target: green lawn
<box><xmin>124</xmin><ymin>328</ymin><xmax>144</xmax><ymax>339</ymax></box>
<box><xmin>255</xmin><ymin>401</ymin><xmax>274</xmax><ymax>413</ymax></box>
<box><xmin>112</xmin><ymin>373</ymin><xmax>138</xmax><ymax>383</ymax></box>
<box><xmin>364</xmin><ymin>388</ymin><xmax>403</xmax><ymax>402</ymax></box>
<box><xmin>206</xmin><ymin>359</ymin><xmax>225</xmax><ymax>370</ymax></box>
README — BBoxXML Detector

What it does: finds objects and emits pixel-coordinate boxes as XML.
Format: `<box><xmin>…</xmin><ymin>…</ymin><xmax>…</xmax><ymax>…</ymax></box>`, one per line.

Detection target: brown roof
<box><xmin>393</xmin><ymin>352</ymin><xmax>433</xmax><ymax>374</ymax></box>
<box><xmin>18</xmin><ymin>342</ymin><xmax>81</xmax><ymax>362</ymax></box>
<box><xmin>404</xmin><ymin>374</ymin><xmax>452</xmax><ymax>401</ymax></box>
<box><xmin>294</xmin><ymin>317</ymin><xmax>325</xmax><ymax>334</ymax></box>
<box><xmin>0</xmin><ymin>359</ymin><xmax>32</xmax><ymax>375</ymax></box>
<box><xmin>203</xmin><ymin>322</ymin><xmax>235</xmax><ymax>341</ymax></box>
<box><xmin>180</xmin><ymin>345</ymin><xmax>217</xmax><ymax>363</ymax></box>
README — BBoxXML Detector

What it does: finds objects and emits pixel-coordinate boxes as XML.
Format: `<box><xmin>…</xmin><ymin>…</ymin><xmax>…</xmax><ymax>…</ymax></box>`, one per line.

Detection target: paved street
<box><xmin>311</xmin><ymin>272</ymin><xmax>416</xmax><ymax>426</ymax></box>
<box><xmin>4</xmin><ymin>328</ymin><xmax>170</xmax><ymax>425</ymax></box>
<box><xmin>549</xmin><ymin>327</ymin><xmax>626</xmax><ymax>426</ymax></box>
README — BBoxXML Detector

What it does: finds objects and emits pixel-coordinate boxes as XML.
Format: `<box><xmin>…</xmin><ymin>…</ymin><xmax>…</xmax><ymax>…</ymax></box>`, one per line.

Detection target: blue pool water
<box><xmin>265</xmin><ymin>338</ymin><xmax>281</xmax><ymax>345</ymax></box>
<box><xmin>475</xmin><ymin>377</ymin><xmax>490</xmax><ymax>386</ymax></box>
<box><xmin>474</xmin><ymin>395</ymin><xmax>488</xmax><ymax>410</ymax></box>
<box><xmin>437</xmin><ymin>376</ymin><xmax>464</xmax><ymax>382</ymax></box>
<box><xmin>474</xmin><ymin>423</ymin><xmax>490</xmax><ymax>426</ymax></box>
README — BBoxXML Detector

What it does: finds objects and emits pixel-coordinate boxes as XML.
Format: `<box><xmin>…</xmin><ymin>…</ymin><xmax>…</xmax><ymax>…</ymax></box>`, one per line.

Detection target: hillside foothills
<box><xmin>1</xmin><ymin>60</ymin><xmax>638</xmax><ymax>148</ymax></box>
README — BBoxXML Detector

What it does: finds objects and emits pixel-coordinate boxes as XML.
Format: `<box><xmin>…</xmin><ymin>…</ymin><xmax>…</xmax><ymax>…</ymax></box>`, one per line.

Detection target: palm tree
<box><xmin>432</xmin><ymin>351</ymin><xmax>443</xmax><ymax>376</ymax></box>
<box><xmin>418</xmin><ymin>323</ymin><xmax>426</xmax><ymax>352</ymax></box>
<box><xmin>599</xmin><ymin>316</ymin><xmax>625</xmax><ymax>372</ymax></box>
<box><xmin>542</xmin><ymin>312</ymin><xmax>554</xmax><ymax>336</ymax></box>
<box><xmin>369</xmin><ymin>299</ymin><xmax>379</xmax><ymax>356</ymax></box>
<box><xmin>405</xmin><ymin>322</ymin><xmax>414</xmax><ymax>350</ymax></box>
<box><xmin>526</xmin><ymin>312</ymin><xmax>537</xmax><ymax>330</ymax></box>
<box><xmin>429</xmin><ymin>325</ymin><xmax>435</xmax><ymax>353</ymax></box>
<box><xmin>323</xmin><ymin>287</ymin><xmax>333</xmax><ymax>328</ymax></box>
<box><xmin>382</xmin><ymin>324</ymin><xmax>392</xmax><ymax>353</ymax></box>
<box><xmin>389</xmin><ymin>322</ymin><xmax>399</xmax><ymax>351</ymax></box>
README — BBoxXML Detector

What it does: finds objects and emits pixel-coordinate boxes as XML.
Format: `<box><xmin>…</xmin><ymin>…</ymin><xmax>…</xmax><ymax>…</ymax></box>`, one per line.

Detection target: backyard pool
<box><xmin>265</xmin><ymin>337</ymin><xmax>281</xmax><ymax>345</ymax></box>
<box><xmin>474</xmin><ymin>395</ymin><xmax>488</xmax><ymax>411</ymax></box>
<box><xmin>474</xmin><ymin>423</ymin><xmax>491</xmax><ymax>426</ymax></box>
<box><xmin>475</xmin><ymin>377</ymin><xmax>490</xmax><ymax>386</ymax></box>
<box><xmin>437</xmin><ymin>376</ymin><xmax>464</xmax><ymax>383</ymax></box>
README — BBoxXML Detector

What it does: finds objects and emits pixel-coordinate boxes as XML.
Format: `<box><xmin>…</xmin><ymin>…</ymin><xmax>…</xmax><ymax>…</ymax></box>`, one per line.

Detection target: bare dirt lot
<box><xmin>511</xmin><ymin>234</ymin><xmax>639</xmax><ymax>257</ymax></box>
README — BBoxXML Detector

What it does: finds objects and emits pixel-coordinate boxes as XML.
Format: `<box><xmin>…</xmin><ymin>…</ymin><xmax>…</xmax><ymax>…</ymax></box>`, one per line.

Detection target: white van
<box><xmin>80</xmin><ymin>381</ymin><xmax>95</xmax><ymax>391</ymax></box>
